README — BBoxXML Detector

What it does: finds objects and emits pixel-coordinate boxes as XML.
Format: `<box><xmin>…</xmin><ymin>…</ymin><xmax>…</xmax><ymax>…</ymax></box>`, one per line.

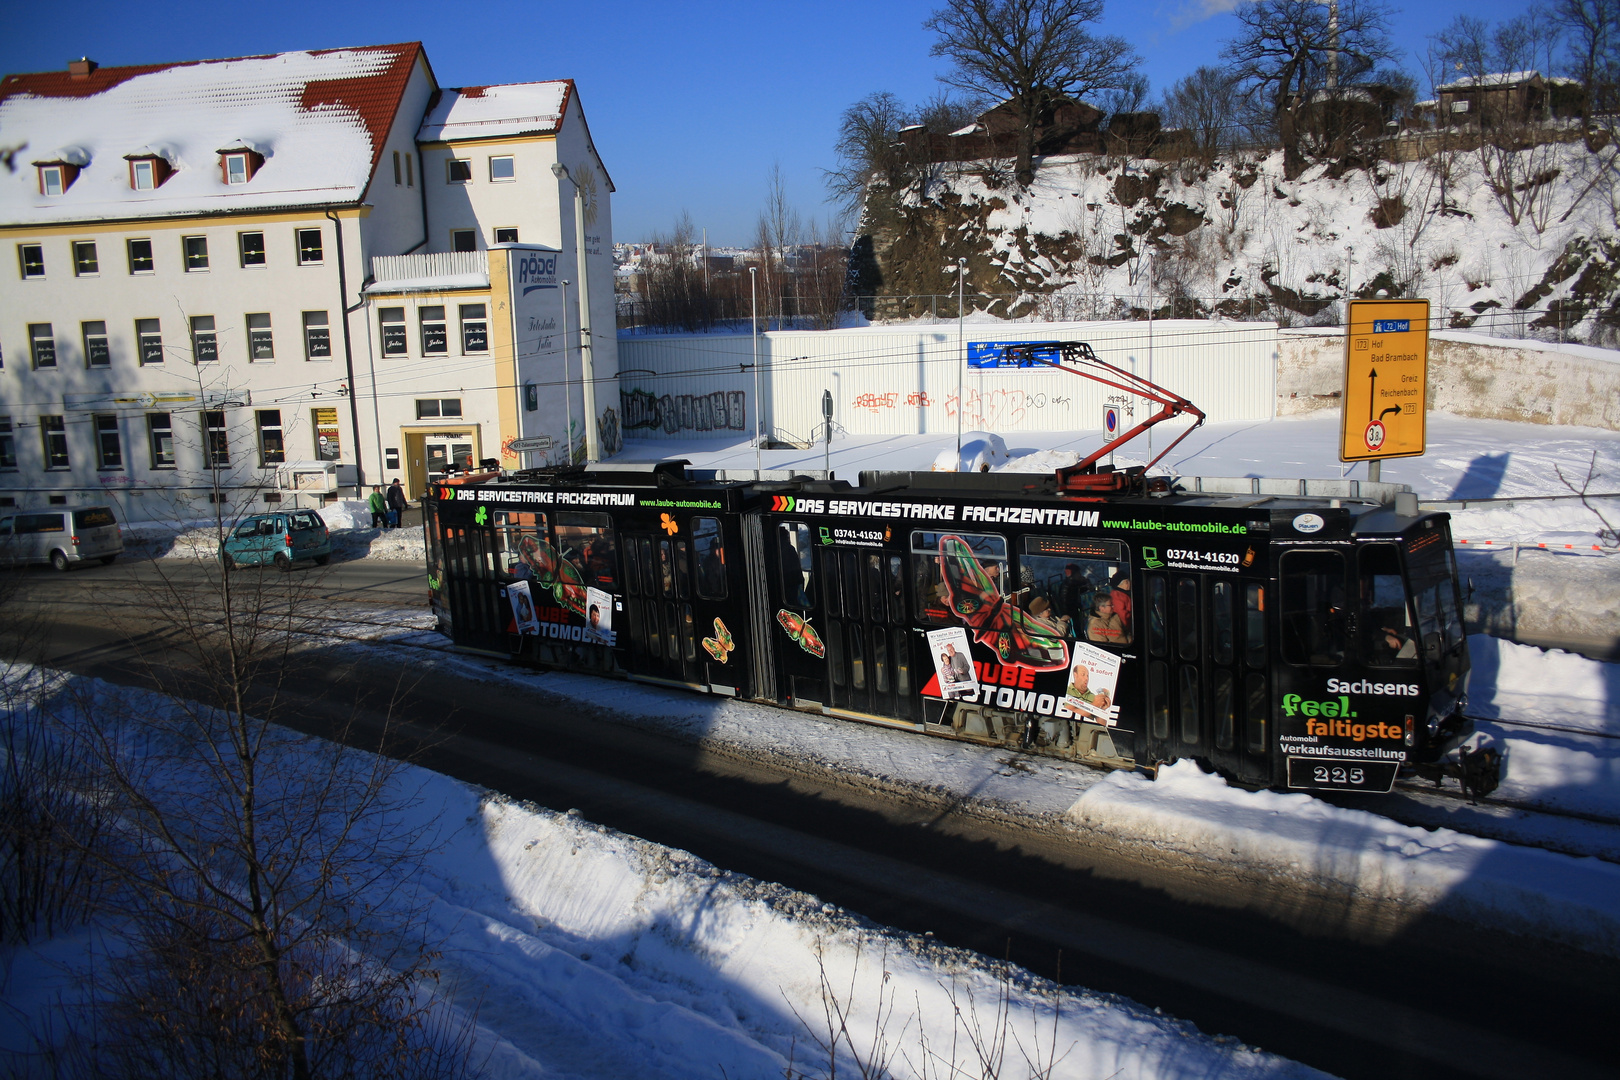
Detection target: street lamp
<box><xmin>551</xmin><ymin>162</ymin><xmax>599</xmax><ymax>461</ymax></box>
<box><xmin>750</xmin><ymin>265</ymin><xmax>761</xmax><ymax>474</ymax></box>
<box><xmin>956</xmin><ymin>257</ymin><xmax>967</xmax><ymax>470</ymax></box>
<box><xmin>560</xmin><ymin>279</ymin><xmax>573</xmax><ymax>465</ymax></box>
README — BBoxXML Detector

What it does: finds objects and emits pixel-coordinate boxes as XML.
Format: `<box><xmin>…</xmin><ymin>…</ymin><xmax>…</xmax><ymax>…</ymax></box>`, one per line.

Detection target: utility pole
<box><xmin>552</xmin><ymin>163</ymin><xmax>600</xmax><ymax>460</ymax></box>
<box><xmin>751</xmin><ymin>265</ymin><xmax>761</xmax><ymax>475</ymax></box>
<box><xmin>956</xmin><ymin>257</ymin><xmax>967</xmax><ymax>470</ymax></box>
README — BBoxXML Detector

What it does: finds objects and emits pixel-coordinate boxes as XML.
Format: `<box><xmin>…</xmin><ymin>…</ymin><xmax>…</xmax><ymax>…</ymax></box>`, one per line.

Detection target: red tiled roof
<box><xmin>0</xmin><ymin>42</ymin><xmax>424</xmax><ymax>192</ymax></box>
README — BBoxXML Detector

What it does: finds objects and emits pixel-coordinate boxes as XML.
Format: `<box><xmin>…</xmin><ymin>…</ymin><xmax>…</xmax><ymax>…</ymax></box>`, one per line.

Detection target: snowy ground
<box><xmin>13</xmin><ymin>406</ymin><xmax>1615</xmax><ymax>1077</ymax></box>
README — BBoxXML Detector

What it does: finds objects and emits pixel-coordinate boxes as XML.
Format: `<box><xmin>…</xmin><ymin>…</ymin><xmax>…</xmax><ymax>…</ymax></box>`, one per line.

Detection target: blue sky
<box><xmin>4</xmin><ymin>0</ymin><xmax>1541</xmax><ymax>246</ymax></box>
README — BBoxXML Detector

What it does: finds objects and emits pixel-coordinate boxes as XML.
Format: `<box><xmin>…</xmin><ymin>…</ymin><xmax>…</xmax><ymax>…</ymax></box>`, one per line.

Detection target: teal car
<box><xmin>220</xmin><ymin>510</ymin><xmax>332</xmax><ymax>571</ymax></box>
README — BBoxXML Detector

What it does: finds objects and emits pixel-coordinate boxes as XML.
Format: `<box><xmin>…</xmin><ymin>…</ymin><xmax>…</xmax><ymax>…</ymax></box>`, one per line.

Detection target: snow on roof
<box><xmin>0</xmin><ymin>43</ymin><xmax>421</xmax><ymax>226</ymax></box>
<box><xmin>417</xmin><ymin>81</ymin><xmax>571</xmax><ymax>143</ymax></box>
<box><xmin>1438</xmin><ymin>70</ymin><xmax>1540</xmax><ymax>92</ymax></box>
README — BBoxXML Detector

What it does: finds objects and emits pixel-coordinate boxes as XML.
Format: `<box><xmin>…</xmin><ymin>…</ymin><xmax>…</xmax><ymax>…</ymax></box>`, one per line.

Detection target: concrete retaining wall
<box><xmin>1278</xmin><ymin>330</ymin><xmax>1620</xmax><ymax>430</ymax></box>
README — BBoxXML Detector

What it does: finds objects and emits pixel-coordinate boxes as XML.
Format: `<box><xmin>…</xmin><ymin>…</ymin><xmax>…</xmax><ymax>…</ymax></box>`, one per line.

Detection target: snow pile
<box><xmin>1068</xmin><ymin>761</ymin><xmax>1620</xmax><ymax>951</ymax></box>
<box><xmin>930</xmin><ymin>430</ymin><xmax>1010</xmax><ymax>472</ymax></box>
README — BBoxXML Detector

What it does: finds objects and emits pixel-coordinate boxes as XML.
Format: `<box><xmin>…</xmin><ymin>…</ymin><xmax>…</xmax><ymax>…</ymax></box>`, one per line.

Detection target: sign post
<box><xmin>1341</xmin><ymin>299</ymin><xmax>1429</xmax><ymax>481</ymax></box>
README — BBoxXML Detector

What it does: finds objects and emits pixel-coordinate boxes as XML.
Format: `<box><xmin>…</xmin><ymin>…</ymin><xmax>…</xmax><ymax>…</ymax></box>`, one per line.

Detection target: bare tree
<box><xmin>925</xmin><ymin>0</ymin><xmax>1140</xmax><ymax>185</ymax></box>
<box><xmin>1552</xmin><ymin>0</ymin><xmax>1620</xmax><ymax>146</ymax></box>
<box><xmin>827</xmin><ymin>92</ymin><xmax>914</xmax><ymax>216</ymax></box>
<box><xmin>1222</xmin><ymin>0</ymin><xmax>1398</xmax><ymax>177</ymax></box>
<box><xmin>1096</xmin><ymin>70</ymin><xmax>1150</xmax><ymax>117</ymax></box>
<box><xmin>1159</xmin><ymin>66</ymin><xmax>1242</xmax><ymax>155</ymax></box>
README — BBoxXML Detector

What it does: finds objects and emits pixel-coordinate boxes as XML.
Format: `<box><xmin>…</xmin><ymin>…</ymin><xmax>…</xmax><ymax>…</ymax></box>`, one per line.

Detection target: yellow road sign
<box><xmin>1341</xmin><ymin>299</ymin><xmax>1429</xmax><ymax>461</ymax></box>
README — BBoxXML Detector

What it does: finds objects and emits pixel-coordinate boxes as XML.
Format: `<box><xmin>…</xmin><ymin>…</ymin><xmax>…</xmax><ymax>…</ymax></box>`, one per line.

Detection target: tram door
<box><xmin>621</xmin><ymin>530</ymin><xmax>703</xmax><ymax>688</ymax></box>
<box><xmin>819</xmin><ymin>545</ymin><xmax>917</xmax><ymax>723</ymax></box>
<box><xmin>1144</xmin><ymin>570</ymin><xmax>1270</xmax><ymax>784</ymax></box>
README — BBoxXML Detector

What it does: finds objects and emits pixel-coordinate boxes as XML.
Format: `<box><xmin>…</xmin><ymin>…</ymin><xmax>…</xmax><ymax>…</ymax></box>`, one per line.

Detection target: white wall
<box><xmin>617</xmin><ymin>321</ymin><xmax>1279</xmax><ymax>443</ymax></box>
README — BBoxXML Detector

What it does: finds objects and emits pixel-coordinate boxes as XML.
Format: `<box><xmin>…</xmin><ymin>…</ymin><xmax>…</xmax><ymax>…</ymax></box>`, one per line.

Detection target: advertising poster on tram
<box><xmin>508</xmin><ymin>580</ymin><xmax>540</xmax><ymax>635</ymax></box>
<box><xmin>1064</xmin><ymin>641</ymin><xmax>1121</xmax><ymax>725</ymax></box>
<box><xmin>585</xmin><ymin>586</ymin><xmax>613</xmax><ymax>644</ymax></box>
<box><xmin>927</xmin><ymin>627</ymin><xmax>980</xmax><ymax>701</ymax></box>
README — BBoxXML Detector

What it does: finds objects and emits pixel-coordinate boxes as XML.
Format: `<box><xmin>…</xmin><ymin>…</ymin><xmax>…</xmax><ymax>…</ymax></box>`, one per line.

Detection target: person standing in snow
<box><xmin>386</xmin><ymin>478</ymin><xmax>408</xmax><ymax>529</ymax></box>
<box><xmin>367</xmin><ymin>486</ymin><xmax>387</xmax><ymax>529</ymax></box>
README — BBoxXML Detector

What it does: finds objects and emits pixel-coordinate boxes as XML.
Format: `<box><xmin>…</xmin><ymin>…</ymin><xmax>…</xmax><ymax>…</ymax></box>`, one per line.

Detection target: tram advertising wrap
<box><xmin>424</xmin><ymin>462</ymin><xmax>1482</xmax><ymax>798</ymax></box>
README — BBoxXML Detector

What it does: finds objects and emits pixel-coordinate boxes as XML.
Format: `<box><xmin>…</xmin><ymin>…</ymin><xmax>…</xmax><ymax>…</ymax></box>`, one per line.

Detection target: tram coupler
<box><xmin>1409</xmin><ymin>744</ymin><xmax>1503</xmax><ymax>802</ymax></box>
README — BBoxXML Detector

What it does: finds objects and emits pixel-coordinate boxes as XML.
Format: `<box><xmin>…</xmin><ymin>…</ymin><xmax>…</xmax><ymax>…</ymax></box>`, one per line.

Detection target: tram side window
<box><xmin>1015</xmin><ymin>536</ymin><xmax>1131</xmax><ymax>645</ymax></box>
<box><xmin>778</xmin><ymin>523</ymin><xmax>815</xmax><ymax>608</ymax></box>
<box><xmin>555</xmin><ymin>512</ymin><xmax>617</xmax><ymax>589</ymax></box>
<box><xmin>1244</xmin><ymin>583</ymin><xmax>1266</xmax><ymax>669</ymax></box>
<box><xmin>493</xmin><ymin>510</ymin><xmax>548</xmax><ymax>580</ymax></box>
<box><xmin>1279</xmin><ymin>550</ymin><xmax>1347</xmax><ymax>666</ymax></box>
<box><xmin>1359</xmin><ymin>544</ymin><xmax>1417</xmax><ymax>667</ymax></box>
<box><xmin>911</xmin><ymin>530</ymin><xmax>1007</xmax><ymax>625</ymax></box>
<box><xmin>693</xmin><ymin>517</ymin><xmax>727</xmax><ymax>599</ymax></box>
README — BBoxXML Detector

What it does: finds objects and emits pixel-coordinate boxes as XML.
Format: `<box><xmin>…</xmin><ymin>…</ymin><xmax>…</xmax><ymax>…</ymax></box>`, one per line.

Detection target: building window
<box><xmin>73</xmin><ymin>241</ymin><xmax>98</xmax><ymax>276</ymax></box>
<box><xmin>203</xmin><ymin>411</ymin><xmax>229</xmax><ymax>467</ymax></box>
<box><xmin>136</xmin><ymin>319</ymin><xmax>163</xmax><ymax>365</ymax></box>
<box><xmin>148</xmin><ymin>413</ymin><xmax>174</xmax><ymax>468</ymax></box>
<box><xmin>29</xmin><ymin>324</ymin><xmax>56</xmax><ymax>368</ymax></box>
<box><xmin>82</xmin><ymin>321</ymin><xmax>110</xmax><ymax>367</ymax></box>
<box><xmin>451</xmin><ymin>230</ymin><xmax>477</xmax><ymax>253</ymax></box>
<box><xmin>415</xmin><ymin>398</ymin><xmax>462</xmax><ymax>419</ymax></box>
<box><xmin>489</xmin><ymin>156</ymin><xmax>515</xmax><ymax>181</ymax></box>
<box><xmin>379</xmin><ymin>308</ymin><xmax>407</xmax><ymax>356</ymax></box>
<box><xmin>239</xmin><ymin>232</ymin><xmax>266</xmax><ymax>267</ymax></box>
<box><xmin>131</xmin><ymin>159</ymin><xmax>155</xmax><ymax>190</ymax></box>
<box><xmin>393</xmin><ymin>150</ymin><xmax>402</xmax><ymax>186</ymax></box>
<box><xmin>94</xmin><ymin>414</ymin><xmax>123</xmax><ymax>469</ymax></box>
<box><xmin>303</xmin><ymin>311</ymin><xmax>331</xmax><ymax>359</ymax></box>
<box><xmin>297</xmin><ymin>228</ymin><xmax>323</xmax><ymax>265</ymax></box>
<box><xmin>406</xmin><ymin>155</ymin><xmax>414</xmax><ymax>186</ymax></box>
<box><xmin>313</xmin><ymin>407</ymin><xmax>341</xmax><ymax>461</ymax></box>
<box><xmin>460</xmin><ymin>304</ymin><xmax>488</xmax><ymax>353</ymax></box>
<box><xmin>247</xmin><ymin>313</ymin><xmax>274</xmax><ymax>360</ymax></box>
<box><xmin>223</xmin><ymin>152</ymin><xmax>250</xmax><ymax>185</ymax></box>
<box><xmin>183</xmin><ymin>235</ymin><xmax>209</xmax><ymax>271</ymax></box>
<box><xmin>18</xmin><ymin>244</ymin><xmax>45</xmax><ymax>279</ymax></box>
<box><xmin>446</xmin><ymin>159</ymin><xmax>472</xmax><ymax>183</ymax></box>
<box><xmin>257</xmin><ymin>410</ymin><xmax>285</xmax><ymax>466</ymax></box>
<box><xmin>191</xmin><ymin>316</ymin><xmax>217</xmax><ymax>363</ymax></box>
<box><xmin>41</xmin><ymin>416</ymin><xmax>68</xmax><ymax>469</ymax></box>
<box><xmin>127</xmin><ymin>238</ymin><xmax>153</xmax><ymax>274</ymax></box>
<box><xmin>0</xmin><ymin>418</ymin><xmax>15</xmax><ymax>469</ymax></box>
<box><xmin>420</xmin><ymin>306</ymin><xmax>447</xmax><ymax>354</ymax></box>
<box><xmin>494</xmin><ymin>227</ymin><xmax>519</xmax><ymax>244</ymax></box>
<box><xmin>39</xmin><ymin>165</ymin><xmax>72</xmax><ymax>196</ymax></box>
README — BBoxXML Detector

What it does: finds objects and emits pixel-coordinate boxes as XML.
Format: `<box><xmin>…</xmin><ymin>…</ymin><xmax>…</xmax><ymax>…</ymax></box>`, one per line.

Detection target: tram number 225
<box><xmin>1286</xmin><ymin>757</ymin><xmax>1398</xmax><ymax>792</ymax></box>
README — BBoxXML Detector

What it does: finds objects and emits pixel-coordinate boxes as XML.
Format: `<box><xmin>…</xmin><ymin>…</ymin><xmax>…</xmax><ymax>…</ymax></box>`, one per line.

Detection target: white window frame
<box><xmin>419</xmin><ymin>306</ymin><xmax>448</xmax><ymax>355</ymax></box>
<box><xmin>446</xmin><ymin>158</ymin><xmax>472</xmax><ymax>184</ymax></box>
<box><xmin>494</xmin><ymin>227</ymin><xmax>519</xmax><ymax>244</ymax></box>
<box><xmin>183</xmin><ymin>235</ymin><xmax>209</xmax><ymax>272</ymax></box>
<box><xmin>379</xmin><ymin>307</ymin><xmax>407</xmax><ymax>356</ymax></box>
<box><xmin>41</xmin><ymin>415</ymin><xmax>69</xmax><ymax>469</ymax></box>
<box><xmin>224</xmin><ymin>153</ymin><xmax>250</xmax><ymax>185</ymax></box>
<box><xmin>303</xmin><ymin>311</ymin><xmax>332</xmax><ymax>360</ymax></box>
<box><xmin>256</xmin><ymin>409</ymin><xmax>285</xmax><ymax>467</ymax></box>
<box><xmin>40</xmin><ymin>166</ymin><xmax>65</xmax><ymax>197</ymax></box>
<box><xmin>202</xmin><ymin>411</ymin><xmax>229</xmax><ymax>468</ymax></box>
<box><xmin>489</xmin><ymin>155</ymin><xmax>516</xmax><ymax>182</ymax></box>
<box><xmin>451</xmin><ymin>229</ymin><xmax>477</xmax><ymax>253</ymax></box>
<box><xmin>127</xmin><ymin>238</ymin><xmax>153</xmax><ymax>275</ymax></box>
<box><xmin>136</xmin><ymin>319</ymin><xmax>163</xmax><ymax>365</ymax></box>
<box><xmin>459</xmin><ymin>304</ymin><xmax>489</xmax><ymax>353</ymax></box>
<box><xmin>82</xmin><ymin>321</ymin><xmax>110</xmax><ymax>368</ymax></box>
<box><xmin>296</xmin><ymin>228</ymin><xmax>323</xmax><ymax>265</ymax></box>
<box><xmin>0</xmin><ymin>417</ymin><xmax>15</xmax><ymax>470</ymax></box>
<box><xmin>239</xmin><ymin>231</ymin><xmax>266</xmax><ymax>268</ymax></box>
<box><xmin>247</xmin><ymin>313</ymin><xmax>274</xmax><ymax>361</ymax></box>
<box><xmin>72</xmin><ymin>240</ymin><xmax>99</xmax><ymax>276</ymax></box>
<box><xmin>191</xmin><ymin>316</ymin><xmax>218</xmax><ymax>363</ymax></box>
<box><xmin>94</xmin><ymin>414</ymin><xmax>123</xmax><ymax>470</ymax></box>
<box><xmin>19</xmin><ymin>243</ymin><xmax>45</xmax><ymax>279</ymax></box>
<box><xmin>132</xmin><ymin>159</ymin><xmax>156</xmax><ymax>190</ymax></box>
<box><xmin>29</xmin><ymin>324</ymin><xmax>56</xmax><ymax>369</ymax></box>
<box><xmin>147</xmin><ymin>413</ymin><xmax>175</xmax><ymax>469</ymax></box>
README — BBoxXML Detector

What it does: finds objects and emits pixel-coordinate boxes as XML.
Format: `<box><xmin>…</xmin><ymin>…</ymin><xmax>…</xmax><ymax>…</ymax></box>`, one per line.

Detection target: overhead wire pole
<box><xmin>956</xmin><ymin>257</ymin><xmax>967</xmax><ymax>470</ymax></box>
<box><xmin>751</xmin><ymin>265</ymin><xmax>761</xmax><ymax>475</ymax></box>
<box><xmin>552</xmin><ymin>163</ymin><xmax>600</xmax><ymax>461</ymax></box>
<box><xmin>561</xmin><ymin>279</ymin><xmax>573</xmax><ymax>465</ymax></box>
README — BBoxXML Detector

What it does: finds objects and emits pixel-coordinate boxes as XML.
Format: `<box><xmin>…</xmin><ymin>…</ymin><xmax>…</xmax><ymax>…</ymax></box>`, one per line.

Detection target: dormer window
<box><xmin>216</xmin><ymin>146</ymin><xmax>265</xmax><ymax>186</ymax></box>
<box><xmin>126</xmin><ymin>155</ymin><xmax>173</xmax><ymax>191</ymax></box>
<box><xmin>37</xmin><ymin>164</ymin><xmax>78</xmax><ymax>196</ymax></box>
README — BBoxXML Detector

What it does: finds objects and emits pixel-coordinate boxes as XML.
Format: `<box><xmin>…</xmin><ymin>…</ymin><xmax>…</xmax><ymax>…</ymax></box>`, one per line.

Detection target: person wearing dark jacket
<box><xmin>386</xmin><ymin>479</ymin><xmax>408</xmax><ymax>529</ymax></box>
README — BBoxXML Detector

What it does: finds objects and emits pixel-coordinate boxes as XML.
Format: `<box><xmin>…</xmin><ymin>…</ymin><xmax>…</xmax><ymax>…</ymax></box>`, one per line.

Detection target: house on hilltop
<box><xmin>0</xmin><ymin>43</ymin><xmax>617</xmax><ymax>522</ymax></box>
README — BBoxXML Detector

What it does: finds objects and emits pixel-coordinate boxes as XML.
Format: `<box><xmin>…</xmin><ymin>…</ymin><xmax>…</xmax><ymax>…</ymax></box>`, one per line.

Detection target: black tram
<box><xmin>424</xmin><ymin>460</ymin><xmax>1484</xmax><ymax>795</ymax></box>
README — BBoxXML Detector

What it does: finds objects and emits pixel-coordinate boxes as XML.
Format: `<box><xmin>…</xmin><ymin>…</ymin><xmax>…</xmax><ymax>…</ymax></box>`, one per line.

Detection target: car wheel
<box><xmin>221</xmin><ymin>552</ymin><xmax>237</xmax><ymax>571</ymax></box>
<box><xmin>313</xmin><ymin>553</ymin><xmax>331</xmax><ymax>566</ymax></box>
<box><xmin>50</xmin><ymin>550</ymin><xmax>70</xmax><ymax>572</ymax></box>
<box><xmin>273</xmin><ymin>552</ymin><xmax>292</xmax><ymax>573</ymax></box>
<box><xmin>100</xmin><ymin>554</ymin><xmax>118</xmax><ymax>566</ymax></box>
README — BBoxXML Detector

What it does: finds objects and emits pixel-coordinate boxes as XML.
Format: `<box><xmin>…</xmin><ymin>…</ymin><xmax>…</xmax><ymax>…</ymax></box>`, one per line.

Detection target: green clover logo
<box><xmin>474</xmin><ymin>506</ymin><xmax>488</xmax><ymax>526</ymax></box>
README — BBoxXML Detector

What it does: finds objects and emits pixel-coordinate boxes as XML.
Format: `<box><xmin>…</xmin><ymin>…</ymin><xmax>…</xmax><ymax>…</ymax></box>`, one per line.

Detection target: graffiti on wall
<box><xmin>598</xmin><ymin>406</ymin><xmax>623</xmax><ymax>455</ymax></box>
<box><xmin>848</xmin><ymin>388</ymin><xmax>1051</xmax><ymax>428</ymax></box>
<box><xmin>621</xmin><ymin>389</ymin><xmax>747</xmax><ymax>435</ymax></box>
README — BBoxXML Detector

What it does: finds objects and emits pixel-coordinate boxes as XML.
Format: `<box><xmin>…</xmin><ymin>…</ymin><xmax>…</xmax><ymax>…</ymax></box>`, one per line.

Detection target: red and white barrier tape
<box><xmin>1456</xmin><ymin>538</ymin><xmax>1608</xmax><ymax>552</ymax></box>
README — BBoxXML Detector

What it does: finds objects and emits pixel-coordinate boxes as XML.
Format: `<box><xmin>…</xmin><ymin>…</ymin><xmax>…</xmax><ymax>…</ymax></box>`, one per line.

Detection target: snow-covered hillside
<box><xmin>861</xmin><ymin>141</ymin><xmax>1619</xmax><ymax>345</ymax></box>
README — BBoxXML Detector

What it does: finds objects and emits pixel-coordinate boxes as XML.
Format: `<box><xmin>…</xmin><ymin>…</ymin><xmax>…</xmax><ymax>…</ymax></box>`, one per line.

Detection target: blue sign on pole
<box><xmin>1372</xmin><ymin>319</ymin><xmax>1410</xmax><ymax>334</ymax></box>
<box><xmin>1104</xmin><ymin>407</ymin><xmax>1119</xmax><ymax>436</ymax></box>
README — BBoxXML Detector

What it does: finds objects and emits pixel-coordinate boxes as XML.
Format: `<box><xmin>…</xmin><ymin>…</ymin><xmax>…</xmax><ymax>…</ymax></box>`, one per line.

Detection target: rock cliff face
<box><xmin>854</xmin><ymin>145</ymin><xmax>1620</xmax><ymax>346</ymax></box>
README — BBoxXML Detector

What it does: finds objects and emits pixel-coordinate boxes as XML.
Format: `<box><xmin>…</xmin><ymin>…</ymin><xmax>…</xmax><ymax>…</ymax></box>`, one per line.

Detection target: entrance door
<box><xmin>820</xmin><ymin>545</ymin><xmax>915</xmax><ymax>722</ymax></box>
<box><xmin>1143</xmin><ymin>570</ymin><xmax>1270</xmax><ymax>783</ymax></box>
<box><xmin>425</xmin><ymin>438</ymin><xmax>474</xmax><ymax>486</ymax></box>
<box><xmin>621</xmin><ymin>531</ymin><xmax>704</xmax><ymax>688</ymax></box>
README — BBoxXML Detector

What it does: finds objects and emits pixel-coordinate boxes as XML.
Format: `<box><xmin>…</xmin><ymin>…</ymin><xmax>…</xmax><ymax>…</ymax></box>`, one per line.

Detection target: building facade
<box><xmin>0</xmin><ymin>44</ymin><xmax>617</xmax><ymax>523</ymax></box>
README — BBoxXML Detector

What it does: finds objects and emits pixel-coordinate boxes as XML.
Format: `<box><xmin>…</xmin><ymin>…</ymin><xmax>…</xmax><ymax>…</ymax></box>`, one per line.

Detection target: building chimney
<box><xmin>68</xmin><ymin>58</ymin><xmax>98</xmax><ymax>80</ymax></box>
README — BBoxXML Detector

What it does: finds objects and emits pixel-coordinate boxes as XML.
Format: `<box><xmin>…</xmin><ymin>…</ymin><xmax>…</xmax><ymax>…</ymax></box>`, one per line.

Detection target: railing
<box><xmin>371</xmin><ymin>251</ymin><xmax>489</xmax><ymax>286</ymax></box>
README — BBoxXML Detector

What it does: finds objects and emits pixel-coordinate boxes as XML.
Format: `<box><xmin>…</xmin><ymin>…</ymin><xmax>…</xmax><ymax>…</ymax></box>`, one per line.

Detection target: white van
<box><xmin>0</xmin><ymin>506</ymin><xmax>124</xmax><ymax>570</ymax></box>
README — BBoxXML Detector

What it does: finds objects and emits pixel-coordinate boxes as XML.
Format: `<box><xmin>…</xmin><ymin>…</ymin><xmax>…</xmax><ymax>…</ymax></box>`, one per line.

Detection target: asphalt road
<box><xmin>6</xmin><ymin>558</ymin><xmax>1617</xmax><ymax>1080</ymax></box>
